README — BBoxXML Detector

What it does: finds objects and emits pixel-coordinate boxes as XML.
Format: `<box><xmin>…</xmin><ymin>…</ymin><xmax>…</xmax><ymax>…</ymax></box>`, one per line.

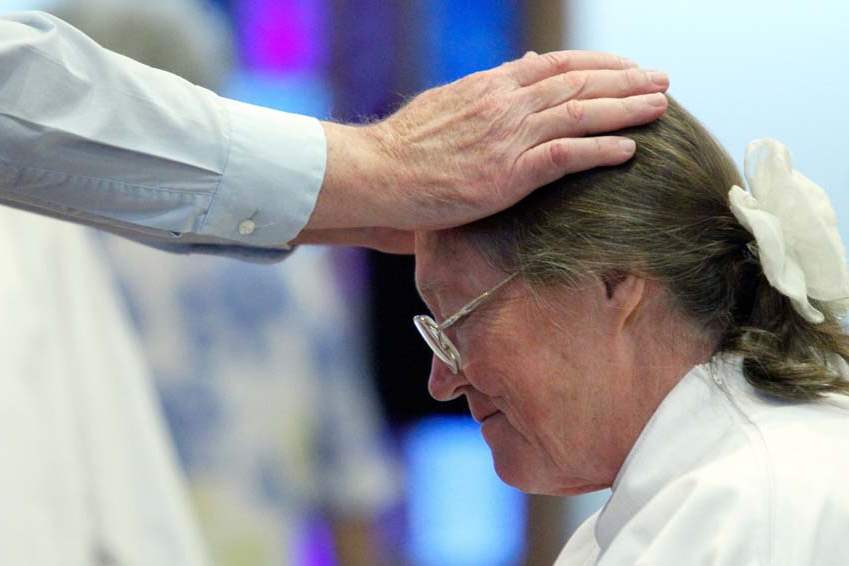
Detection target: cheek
<box><xmin>468</xmin><ymin>341</ymin><xmax>550</xmax><ymax>434</ymax></box>
<box><xmin>458</xmin><ymin>314</ymin><xmax>552</xmax><ymax>412</ymax></box>
<box><xmin>506</xmin><ymin>319</ymin><xmax>604</xmax><ymax>434</ymax></box>
<box><xmin>458</xmin><ymin>332</ymin><xmax>514</xmax><ymax>398</ymax></box>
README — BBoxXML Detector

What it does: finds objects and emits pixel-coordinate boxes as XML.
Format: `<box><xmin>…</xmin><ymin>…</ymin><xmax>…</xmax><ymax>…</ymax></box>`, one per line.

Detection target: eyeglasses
<box><xmin>413</xmin><ymin>273</ymin><xmax>518</xmax><ymax>374</ymax></box>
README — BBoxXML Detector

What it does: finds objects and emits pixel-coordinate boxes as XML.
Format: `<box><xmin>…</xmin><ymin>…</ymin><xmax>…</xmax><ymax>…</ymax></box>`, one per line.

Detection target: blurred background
<box><xmin>3</xmin><ymin>0</ymin><xmax>848</xmax><ymax>565</ymax></box>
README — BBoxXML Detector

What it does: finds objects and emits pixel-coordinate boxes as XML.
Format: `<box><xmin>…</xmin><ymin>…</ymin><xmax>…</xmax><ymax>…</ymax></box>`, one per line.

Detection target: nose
<box><xmin>428</xmin><ymin>355</ymin><xmax>468</xmax><ymax>401</ymax></box>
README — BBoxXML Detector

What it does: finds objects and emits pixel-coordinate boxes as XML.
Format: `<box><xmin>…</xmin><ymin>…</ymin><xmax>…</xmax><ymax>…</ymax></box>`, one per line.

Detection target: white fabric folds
<box><xmin>728</xmin><ymin>139</ymin><xmax>849</xmax><ymax>323</ymax></box>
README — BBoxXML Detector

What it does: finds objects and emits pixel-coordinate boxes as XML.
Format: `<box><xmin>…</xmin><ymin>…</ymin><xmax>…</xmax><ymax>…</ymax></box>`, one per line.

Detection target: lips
<box><xmin>465</xmin><ymin>390</ymin><xmax>500</xmax><ymax>424</ymax></box>
<box><xmin>470</xmin><ymin>406</ymin><xmax>500</xmax><ymax>424</ymax></box>
<box><xmin>479</xmin><ymin>411</ymin><xmax>501</xmax><ymax>424</ymax></box>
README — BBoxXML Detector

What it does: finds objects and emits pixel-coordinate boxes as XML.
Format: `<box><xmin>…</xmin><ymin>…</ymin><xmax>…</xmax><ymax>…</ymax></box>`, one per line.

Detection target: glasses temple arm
<box><xmin>439</xmin><ymin>273</ymin><xmax>518</xmax><ymax>330</ymax></box>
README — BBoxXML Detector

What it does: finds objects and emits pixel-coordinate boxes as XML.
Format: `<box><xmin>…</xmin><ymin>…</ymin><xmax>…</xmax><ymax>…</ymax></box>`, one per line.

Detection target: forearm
<box><xmin>0</xmin><ymin>11</ymin><xmax>325</xmax><ymax>252</ymax></box>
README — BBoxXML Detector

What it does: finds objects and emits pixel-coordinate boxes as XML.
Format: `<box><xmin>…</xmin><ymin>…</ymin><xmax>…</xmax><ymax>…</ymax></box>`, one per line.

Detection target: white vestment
<box><xmin>0</xmin><ymin>209</ymin><xmax>206</xmax><ymax>566</ymax></box>
<box><xmin>555</xmin><ymin>356</ymin><xmax>849</xmax><ymax>566</ymax></box>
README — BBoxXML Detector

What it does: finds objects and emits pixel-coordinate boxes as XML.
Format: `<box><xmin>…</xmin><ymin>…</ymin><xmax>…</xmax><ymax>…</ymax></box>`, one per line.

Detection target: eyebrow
<box><xmin>415</xmin><ymin>280</ymin><xmax>449</xmax><ymax>303</ymax></box>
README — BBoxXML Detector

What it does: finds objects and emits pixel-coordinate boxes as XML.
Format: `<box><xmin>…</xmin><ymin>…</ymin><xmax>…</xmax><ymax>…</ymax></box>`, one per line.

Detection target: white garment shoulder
<box><xmin>553</xmin><ymin>510</ymin><xmax>600</xmax><ymax>566</ymax></box>
<box><xmin>555</xmin><ymin>357</ymin><xmax>849</xmax><ymax>566</ymax></box>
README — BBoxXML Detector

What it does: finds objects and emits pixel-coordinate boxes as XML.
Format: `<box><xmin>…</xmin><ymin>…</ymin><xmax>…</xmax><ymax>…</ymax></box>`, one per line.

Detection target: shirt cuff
<box><xmin>200</xmin><ymin>96</ymin><xmax>327</xmax><ymax>248</ymax></box>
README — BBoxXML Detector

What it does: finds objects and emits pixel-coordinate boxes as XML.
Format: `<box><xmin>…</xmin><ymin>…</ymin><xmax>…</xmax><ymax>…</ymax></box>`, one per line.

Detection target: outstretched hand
<box><xmin>297</xmin><ymin>50</ymin><xmax>669</xmax><ymax>252</ymax></box>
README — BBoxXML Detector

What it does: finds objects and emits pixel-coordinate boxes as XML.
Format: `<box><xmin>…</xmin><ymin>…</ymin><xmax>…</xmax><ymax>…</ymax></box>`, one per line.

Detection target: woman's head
<box><xmin>414</xmin><ymin>97</ymin><xmax>849</xmax><ymax>494</ymax></box>
<box><xmin>463</xmin><ymin>97</ymin><xmax>748</xmax><ymax>343</ymax></box>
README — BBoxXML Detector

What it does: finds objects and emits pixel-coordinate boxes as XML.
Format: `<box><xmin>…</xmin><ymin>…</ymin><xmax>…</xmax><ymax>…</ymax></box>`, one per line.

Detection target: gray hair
<box><xmin>463</xmin><ymin>97</ymin><xmax>849</xmax><ymax>401</ymax></box>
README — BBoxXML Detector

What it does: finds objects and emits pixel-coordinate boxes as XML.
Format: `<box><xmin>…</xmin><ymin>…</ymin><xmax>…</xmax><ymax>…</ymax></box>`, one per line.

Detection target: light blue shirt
<box><xmin>0</xmin><ymin>11</ymin><xmax>327</xmax><ymax>261</ymax></box>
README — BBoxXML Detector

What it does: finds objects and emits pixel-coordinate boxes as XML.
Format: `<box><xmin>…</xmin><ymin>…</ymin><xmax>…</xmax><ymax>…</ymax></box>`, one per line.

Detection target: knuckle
<box><xmin>623</xmin><ymin>68</ymin><xmax>642</xmax><ymax>90</ymax></box>
<box><xmin>593</xmin><ymin>137</ymin><xmax>609</xmax><ymax>157</ymax></box>
<box><xmin>563</xmin><ymin>72</ymin><xmax>589</xmax><ymax>97</ymax></box>
<box><xmin>632</xmin><ymin>68</ymin><xmax>655</xmax><ymax>91</ymax></box>
<box><xmin>542</xmin><ymin>51</ymin><xmax>571</xmax><ymax>74</ymax></box>
<box><xmin>548</xmin><ymin>141</ymin><xmax>571</xmax><ymax>167</ymax></box>
<box><xmin>621</xmin><ymin>97</ymin><xmax>641</xmax><ymax>115</ymax></box>
<box><xmin>565</xmin><ymin>99</ymin><xmax>585</xmax><ymax>123</ymax></box>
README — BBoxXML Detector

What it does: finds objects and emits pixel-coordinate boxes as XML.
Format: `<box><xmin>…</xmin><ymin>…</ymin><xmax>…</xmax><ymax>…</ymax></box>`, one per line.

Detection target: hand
<box><xmin>297</xmin><ymin>50</ymin><xmax>669</xmax><ymax>249</ymax></box>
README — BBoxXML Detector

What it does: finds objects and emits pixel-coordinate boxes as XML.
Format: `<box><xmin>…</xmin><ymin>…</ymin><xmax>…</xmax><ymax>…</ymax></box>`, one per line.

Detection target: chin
<box><xmin>492</xmin><ymin>456</ymin><xmax>610</xmax><ymax>495</ymax></box>
<box><xmin>490</xmin><ymin>455</ymin><xmax>586</xmax><ymax>495</ymax></box>
<box><xmin>487</xmin><ymin>440</ymin><xmax>558</xmax><ymax>494</ymax></box>
<box><xmin>485</xmin><ymin>427</ymin><xmax>610</xmax><ymax>495</ymax></box>
<box><xmin>548</xmin><ymin>483</ymin><xmax>611</xmax><ymax>496</ymax></box>
<box><xmin>490</xmin><ymin>454</ymin><xmax>537</xmax><ymax>492</ymax></box>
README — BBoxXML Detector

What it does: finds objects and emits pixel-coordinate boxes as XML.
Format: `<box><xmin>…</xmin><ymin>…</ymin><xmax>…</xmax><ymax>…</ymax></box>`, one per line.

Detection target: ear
<box><xmin>601</xmin><ymin>272</ymin><xmax>646</xmax><ymax>332</ymax></box>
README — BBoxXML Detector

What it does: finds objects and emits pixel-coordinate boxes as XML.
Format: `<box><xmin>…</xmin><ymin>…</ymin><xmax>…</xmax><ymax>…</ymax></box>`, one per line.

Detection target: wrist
<box><xmin>305</xmin><ymin>121</ymin><xmax>402</xmax><ymax>231</ymax></box>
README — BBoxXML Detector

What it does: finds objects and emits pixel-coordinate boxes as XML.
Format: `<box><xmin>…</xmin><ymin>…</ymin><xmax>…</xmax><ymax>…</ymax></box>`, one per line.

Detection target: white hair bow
<box><xmin>728</xmin><ymin>139</ymin><xmax>849</xmax><ymax>323</ymax></box>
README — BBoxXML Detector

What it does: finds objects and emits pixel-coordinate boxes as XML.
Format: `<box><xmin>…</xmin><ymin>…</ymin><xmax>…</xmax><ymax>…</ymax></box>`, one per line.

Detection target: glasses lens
<box><xmin>413</xmin><ymin>315</ymin><xmax>460</xmax><ymax>373</ymax></box>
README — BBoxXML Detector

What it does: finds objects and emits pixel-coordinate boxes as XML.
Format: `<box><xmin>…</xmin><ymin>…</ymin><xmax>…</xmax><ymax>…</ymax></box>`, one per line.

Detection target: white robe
<box><xmin>0</xmin><ymin>209</ymin><xmax>206</xmax><ymax>566</ymax></box>
<box><xmin>555</xmin><ymin>356</ymin><xmax>849</xmax><ymax>566</ymax></box>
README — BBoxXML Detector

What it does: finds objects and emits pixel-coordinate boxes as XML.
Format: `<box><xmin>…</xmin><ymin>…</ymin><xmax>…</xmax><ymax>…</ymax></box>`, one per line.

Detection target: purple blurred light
<box><xmin>237</xmin><ymin>0</ymin><xmax>326</xmax><ymax>72</ymax></box>
<box><xmin>298</xmin><ymin>516</ymin><xmax>337</xmax><ymax>566</ymax></box>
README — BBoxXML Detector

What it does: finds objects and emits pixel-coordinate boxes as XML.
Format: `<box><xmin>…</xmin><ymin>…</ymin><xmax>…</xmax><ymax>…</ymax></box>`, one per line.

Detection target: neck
<box><xmin>607</xmin><ymin>318</ymin><xmax>716</xmax><ymax>484</ymax></box>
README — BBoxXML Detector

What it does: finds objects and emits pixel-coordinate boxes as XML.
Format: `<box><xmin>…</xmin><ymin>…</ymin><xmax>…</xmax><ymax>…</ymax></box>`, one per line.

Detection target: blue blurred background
<box><xmin>5</xmin><ymin>1</ymin><xmax>848</xmax><ymax>565</ymax></box>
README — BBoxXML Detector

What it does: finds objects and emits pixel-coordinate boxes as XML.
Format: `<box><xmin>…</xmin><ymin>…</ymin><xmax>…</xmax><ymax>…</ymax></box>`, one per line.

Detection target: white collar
<box><xmin>594</xmin><ymin>355</ymin><xmax>746</xmax><ymax>549</ymax></box>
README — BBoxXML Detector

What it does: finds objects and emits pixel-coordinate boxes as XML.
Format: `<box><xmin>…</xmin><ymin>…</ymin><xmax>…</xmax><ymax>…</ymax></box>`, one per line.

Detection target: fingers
<box><xmin>526</xmin><ymin>93</ymin><xmax>668</xmax><ymax>146</ymax></box>
<box><xmin>503</xmin><ymin>50</ymin><xmax>637</xmax><ymax>87</ymax></box>
<box><xmin>293</xmin><ymin>228</ymin><xmax>414</xmax><ymax>254</ymax></box>
<box><xmin>363</xmin><ymin>228</ymin><xmax>414</xmax><ymax>254</ymax></box>
<box><xmin>513</xmin><ymin>137</ymin><xmax>638</xmax><ymax>193</ymax></box>
<box><xmin>523</xmin><ymin>68</ymin><xmax>669</xmax><ymax>113</ymax></box>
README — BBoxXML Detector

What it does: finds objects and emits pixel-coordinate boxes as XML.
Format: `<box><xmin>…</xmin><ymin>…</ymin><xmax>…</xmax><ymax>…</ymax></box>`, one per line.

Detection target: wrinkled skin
<box><xmin>414</xmin><ymin>229</ymin><xmax>710</xmax><ymax>495</ymax></box>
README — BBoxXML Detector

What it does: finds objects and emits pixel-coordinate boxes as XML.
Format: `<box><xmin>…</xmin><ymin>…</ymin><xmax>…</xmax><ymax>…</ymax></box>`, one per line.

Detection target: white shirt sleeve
<box><xmin>0</xmin><ymin>11</ymin><xmax>327</xmax><ymax>254</ymax></box>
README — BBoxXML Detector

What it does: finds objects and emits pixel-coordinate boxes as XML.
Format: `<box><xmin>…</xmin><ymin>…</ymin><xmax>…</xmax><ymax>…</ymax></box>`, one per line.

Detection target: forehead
<box><xmin>415</xmin><ymin>230</ymin><xmax>496</xmax><ymax>298</ymax></box>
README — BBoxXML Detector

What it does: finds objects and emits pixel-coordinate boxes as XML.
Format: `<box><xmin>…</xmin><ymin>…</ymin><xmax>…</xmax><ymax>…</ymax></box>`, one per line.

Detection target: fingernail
<box><xmin>646</xmin><ymin>93</ymin><xmax>667</xmax><ymax>107</ymax></box>
<box><xmin>524</xmin><ymin>50</ymin><xmax>538</xmax><ymax>58</ymax></box>
<box><xmin>619</xmin><ymin>139</ymin><xmax>636</xmax><ymax>153</ymax></box>
<box><xmin>648</xmin><ymin>71</ymin><xmax>669</xmax><ymax>87</ymax></box>
<box><xmin>623</xmin><ymin>58</ymin><xmax>638</xmax><ymax>68</ymax></box>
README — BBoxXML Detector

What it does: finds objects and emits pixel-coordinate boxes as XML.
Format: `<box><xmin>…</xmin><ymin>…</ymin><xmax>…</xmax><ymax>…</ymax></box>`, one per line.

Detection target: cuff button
<box><xmin>238</xmin><ymin>219</ymin><xmax>257</xmax><ymax>236</ymax></box>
